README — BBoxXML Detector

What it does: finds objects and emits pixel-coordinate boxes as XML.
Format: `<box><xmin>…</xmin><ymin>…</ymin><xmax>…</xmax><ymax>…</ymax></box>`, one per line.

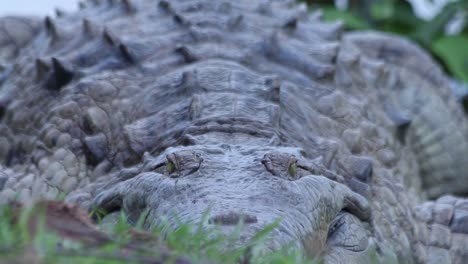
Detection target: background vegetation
<box><xmin>304</xmin><ymin>0</ymin><xmax>468</xmax><ymax>84</ymax></box>
<box><xmin>0</xmin><ymin>202</ymin><xmax>318</xmax><ymax>264</ymax></box>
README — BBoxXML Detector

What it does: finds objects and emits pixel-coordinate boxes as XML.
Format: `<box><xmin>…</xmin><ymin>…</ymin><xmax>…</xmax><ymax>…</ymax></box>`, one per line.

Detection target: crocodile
<box><xmin>1</xmin><ymin>0</ymin><xmax>468</xmax><ymax>263</ymax></box>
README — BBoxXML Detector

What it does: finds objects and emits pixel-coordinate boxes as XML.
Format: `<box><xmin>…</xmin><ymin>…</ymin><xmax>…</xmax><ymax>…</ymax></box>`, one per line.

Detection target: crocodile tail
<box><xmin>413</xmin><ymin>195</ymin><xmax>468</xmax><ymax>263</ymax></box>
<box><xmin>340</xmin><ymin>31</ymin><xmax>468</xmax><ymax>198</ymax></box>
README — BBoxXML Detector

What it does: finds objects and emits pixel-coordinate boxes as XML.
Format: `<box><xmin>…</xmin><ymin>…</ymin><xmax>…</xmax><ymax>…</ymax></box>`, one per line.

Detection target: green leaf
<box><xmin>321</xmin><ymin>7</ymin><xmax>370</xmax><ymax>30</ymax></box>
<box><xmin>370</xmin><ymin>0</ymin><xmax>395</xmax><ymax>20</ymax></box>
<box><xmin>247</xmin><ymin>219</ymin><xmax>281</xmax><ymax>246</ymax></box>
<box><xmin>372</xmin><ymin>0</ymin><xmax>424</xmax><ymax>35</ymax></box>
<box><xmin>413</xmin><ymin>2</ymin><xmax>459</xmax><ymax>46</ymax></box>
<box><xmin>432</xmin><ymin>35</ymin><xmax>468</xmax><ymax>82</ymax></box>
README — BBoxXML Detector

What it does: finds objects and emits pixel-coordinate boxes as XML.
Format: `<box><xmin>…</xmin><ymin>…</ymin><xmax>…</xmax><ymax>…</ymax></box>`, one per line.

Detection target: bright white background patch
<box><xmin>0</xmin><ymin>0</ymin><xmax>79</xmax><ymax>16</ymax></box>
<box><xmin>407</xmin><ymin>0</ymin><xmax>459</xmax><ymax>20</ymax></box>
<box><xmin>0</xmin><ymin>0</ymin><xmax>459</xmax><ymax>19</ymax></box>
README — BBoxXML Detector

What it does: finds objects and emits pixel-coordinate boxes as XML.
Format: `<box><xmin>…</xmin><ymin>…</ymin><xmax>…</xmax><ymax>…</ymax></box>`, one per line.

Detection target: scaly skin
<box><xmin>0</xmin><ymin>1</ymin><xmax>468</xmax><ymax>263</ymax></box>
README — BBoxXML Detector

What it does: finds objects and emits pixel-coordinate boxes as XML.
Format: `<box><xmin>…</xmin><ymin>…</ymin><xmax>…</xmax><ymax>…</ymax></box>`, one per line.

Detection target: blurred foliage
<box><xmin>0</xmin><ymin>204</ymin><xmax>318</xmax><ymax>264</ymax></box>
<box><xmin>303</xmin><ymin>0</ymin><xmax>468</xmax><ymax>83</ymax></box>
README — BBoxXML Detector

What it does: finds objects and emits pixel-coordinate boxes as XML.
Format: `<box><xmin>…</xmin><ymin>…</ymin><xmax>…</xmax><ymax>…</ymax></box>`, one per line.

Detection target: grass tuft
<box><xmin>0</xmin><ymin>203</ymin><xmax>318</xmax><ymax>264</ymax></box>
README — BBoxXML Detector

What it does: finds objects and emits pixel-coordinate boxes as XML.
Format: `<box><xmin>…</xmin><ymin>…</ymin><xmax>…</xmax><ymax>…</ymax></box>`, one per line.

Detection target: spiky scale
<box><xmin>264</xmin><ymin>76</ymin><xmax>281</xmax><ymax>103</ymax></box>
<box><xmin>218</xmin><ymin>2</ymin><xmax>232</xmax><ymax>13</ymax></box>
<box><xmin>158</xmin><ymin>0</ymin><xmax>189</xmax><ymax>26</ymax></box>
<box><xmin>0</xmin><ymin>65</ymin><xmax>11</xmax><ymax>89</ymax></box>
<box><xmin>227</xmin><ymin>15</ymin><xmax>243</xmax><ymax>30</ymax></box>
<box><xmin>118</xmin><ymin>43</ymin><xmax>135</xmax><ymax>63</ymax></box>
<box><xmin>122</xmin><ymin>0</ymin><xmax>136</xmax><ymax>13</ymax></box>
<box><xmin>382</xmin><ymin>98</ymin><xmax>412</xmax><ymax>144</ymax></box>
<box><xmin>44</xmin><ymin>16</ymin><xmax>58</xmax><ymax>40</ymax></box>
<box><xmin>78</xmin><ymin>2</ymin><xmax>86</xmax><ymax>9</ymax></box>
<box><xmin>35</xmin><ymin>59</ymin><xmax>50</xmax><ymax>80</ymax></box>
<box><xmin>177</xmin><ymin>71</ymin><xmax>197</xmax><ymax>91</ymax></box>
<box><xmin>158</xmin><ymin>0</ymin><xmax>171</xmax><ymax>11</ymax></box>
<box><xmin>89</xmin><ymin>0</ymin><xmax>100</xmax><ymax>5</ymax></box>
<box><xmin>256</xmin><ymin>1</ymin><xmax>272</xmax><ymax>14</ymax></box>
<box><xmin>82</xmin><ymin>19</ymin><xmax>96</xmax><ymax>36</ymax></box>
<box><xmin>173</xmin><ymin>14</ymin><xmax>190</xmax><ymax>26</ymax></box>
<box><xmin>0</xmin><ymin>103</ymin><xmax>5</xmax><ymax>121</ymax></box>
<box><xmin>175</xmin><ymin>46</ymin><xmax>197</xmax><ymax>63</ymax></box>
<box><xmin>282</xmin><ymin>18</ymin><xmax>298</xmax><ymax>30</ymax></box>
<box><xmin>55</xmin><ymin>8</ymin><xmax>65</xmax><ymax>17</ymax></box>
<box><xmin>47</xmin><ymin>58</ymin><xmax>74</xmax><ymax>90</ymax></box>
<box><xmin>103</xmin><ymin>29</ymin><xmax>116</xmax><ymax>46</ymax></box>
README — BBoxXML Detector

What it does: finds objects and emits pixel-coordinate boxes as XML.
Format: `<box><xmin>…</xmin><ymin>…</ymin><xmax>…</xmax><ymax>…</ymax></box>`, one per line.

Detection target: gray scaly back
<box><xmin>0</xmin><ymin>0</ymin><xmax>468</xmax><ymax>263</ymax></box>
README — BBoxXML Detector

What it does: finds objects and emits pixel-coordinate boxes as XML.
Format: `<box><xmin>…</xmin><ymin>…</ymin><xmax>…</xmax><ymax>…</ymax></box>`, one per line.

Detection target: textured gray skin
<box><xmin>1</xmin><ymin>0</ymin><xmax>468</xmax><ymax>263</ymax></box>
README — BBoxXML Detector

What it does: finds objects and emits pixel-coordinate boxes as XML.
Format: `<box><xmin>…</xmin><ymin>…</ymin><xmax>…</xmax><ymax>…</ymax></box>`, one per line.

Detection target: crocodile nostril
<box><xmin>208</xmin><ymin>212</ymin><xmax>258</xmax><ymax>225</ymax></box>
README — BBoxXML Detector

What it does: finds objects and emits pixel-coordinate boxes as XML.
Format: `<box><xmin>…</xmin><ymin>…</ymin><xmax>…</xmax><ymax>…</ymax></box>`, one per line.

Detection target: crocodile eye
<box><xmin>288</xmin><ymin>157</ymin><xmax>298</xmax><ymax>177</ymax></box>
<box><xmin>166</xmin><ymin>160</ymin><xmax>176</xmax><ymax>174</ymax></box>
<box><xmin>261</xmin><ymin>153</ymin><xmax>302</xmax><ymax>179</ymax></box>
<box><xmin>163</xmin><ymin>151</ymin><xmax>203</xmax><ymax>177</ymax></box>
<box><xmin>165</xmin><ymin>153</ymin><xmax>178</xmax><ymax>176</ymax></box>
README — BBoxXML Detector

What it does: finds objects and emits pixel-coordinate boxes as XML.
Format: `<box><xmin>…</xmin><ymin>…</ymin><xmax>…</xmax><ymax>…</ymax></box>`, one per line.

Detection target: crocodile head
<box><xmin>92</xmin><ymin>145</ymin><xmax>372</xmax><ymax>261</ymax></box>
<box><xmin>2</xmin><ymin>0</ymin><xmax>468</xmax><ymax>263</ymax></box>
